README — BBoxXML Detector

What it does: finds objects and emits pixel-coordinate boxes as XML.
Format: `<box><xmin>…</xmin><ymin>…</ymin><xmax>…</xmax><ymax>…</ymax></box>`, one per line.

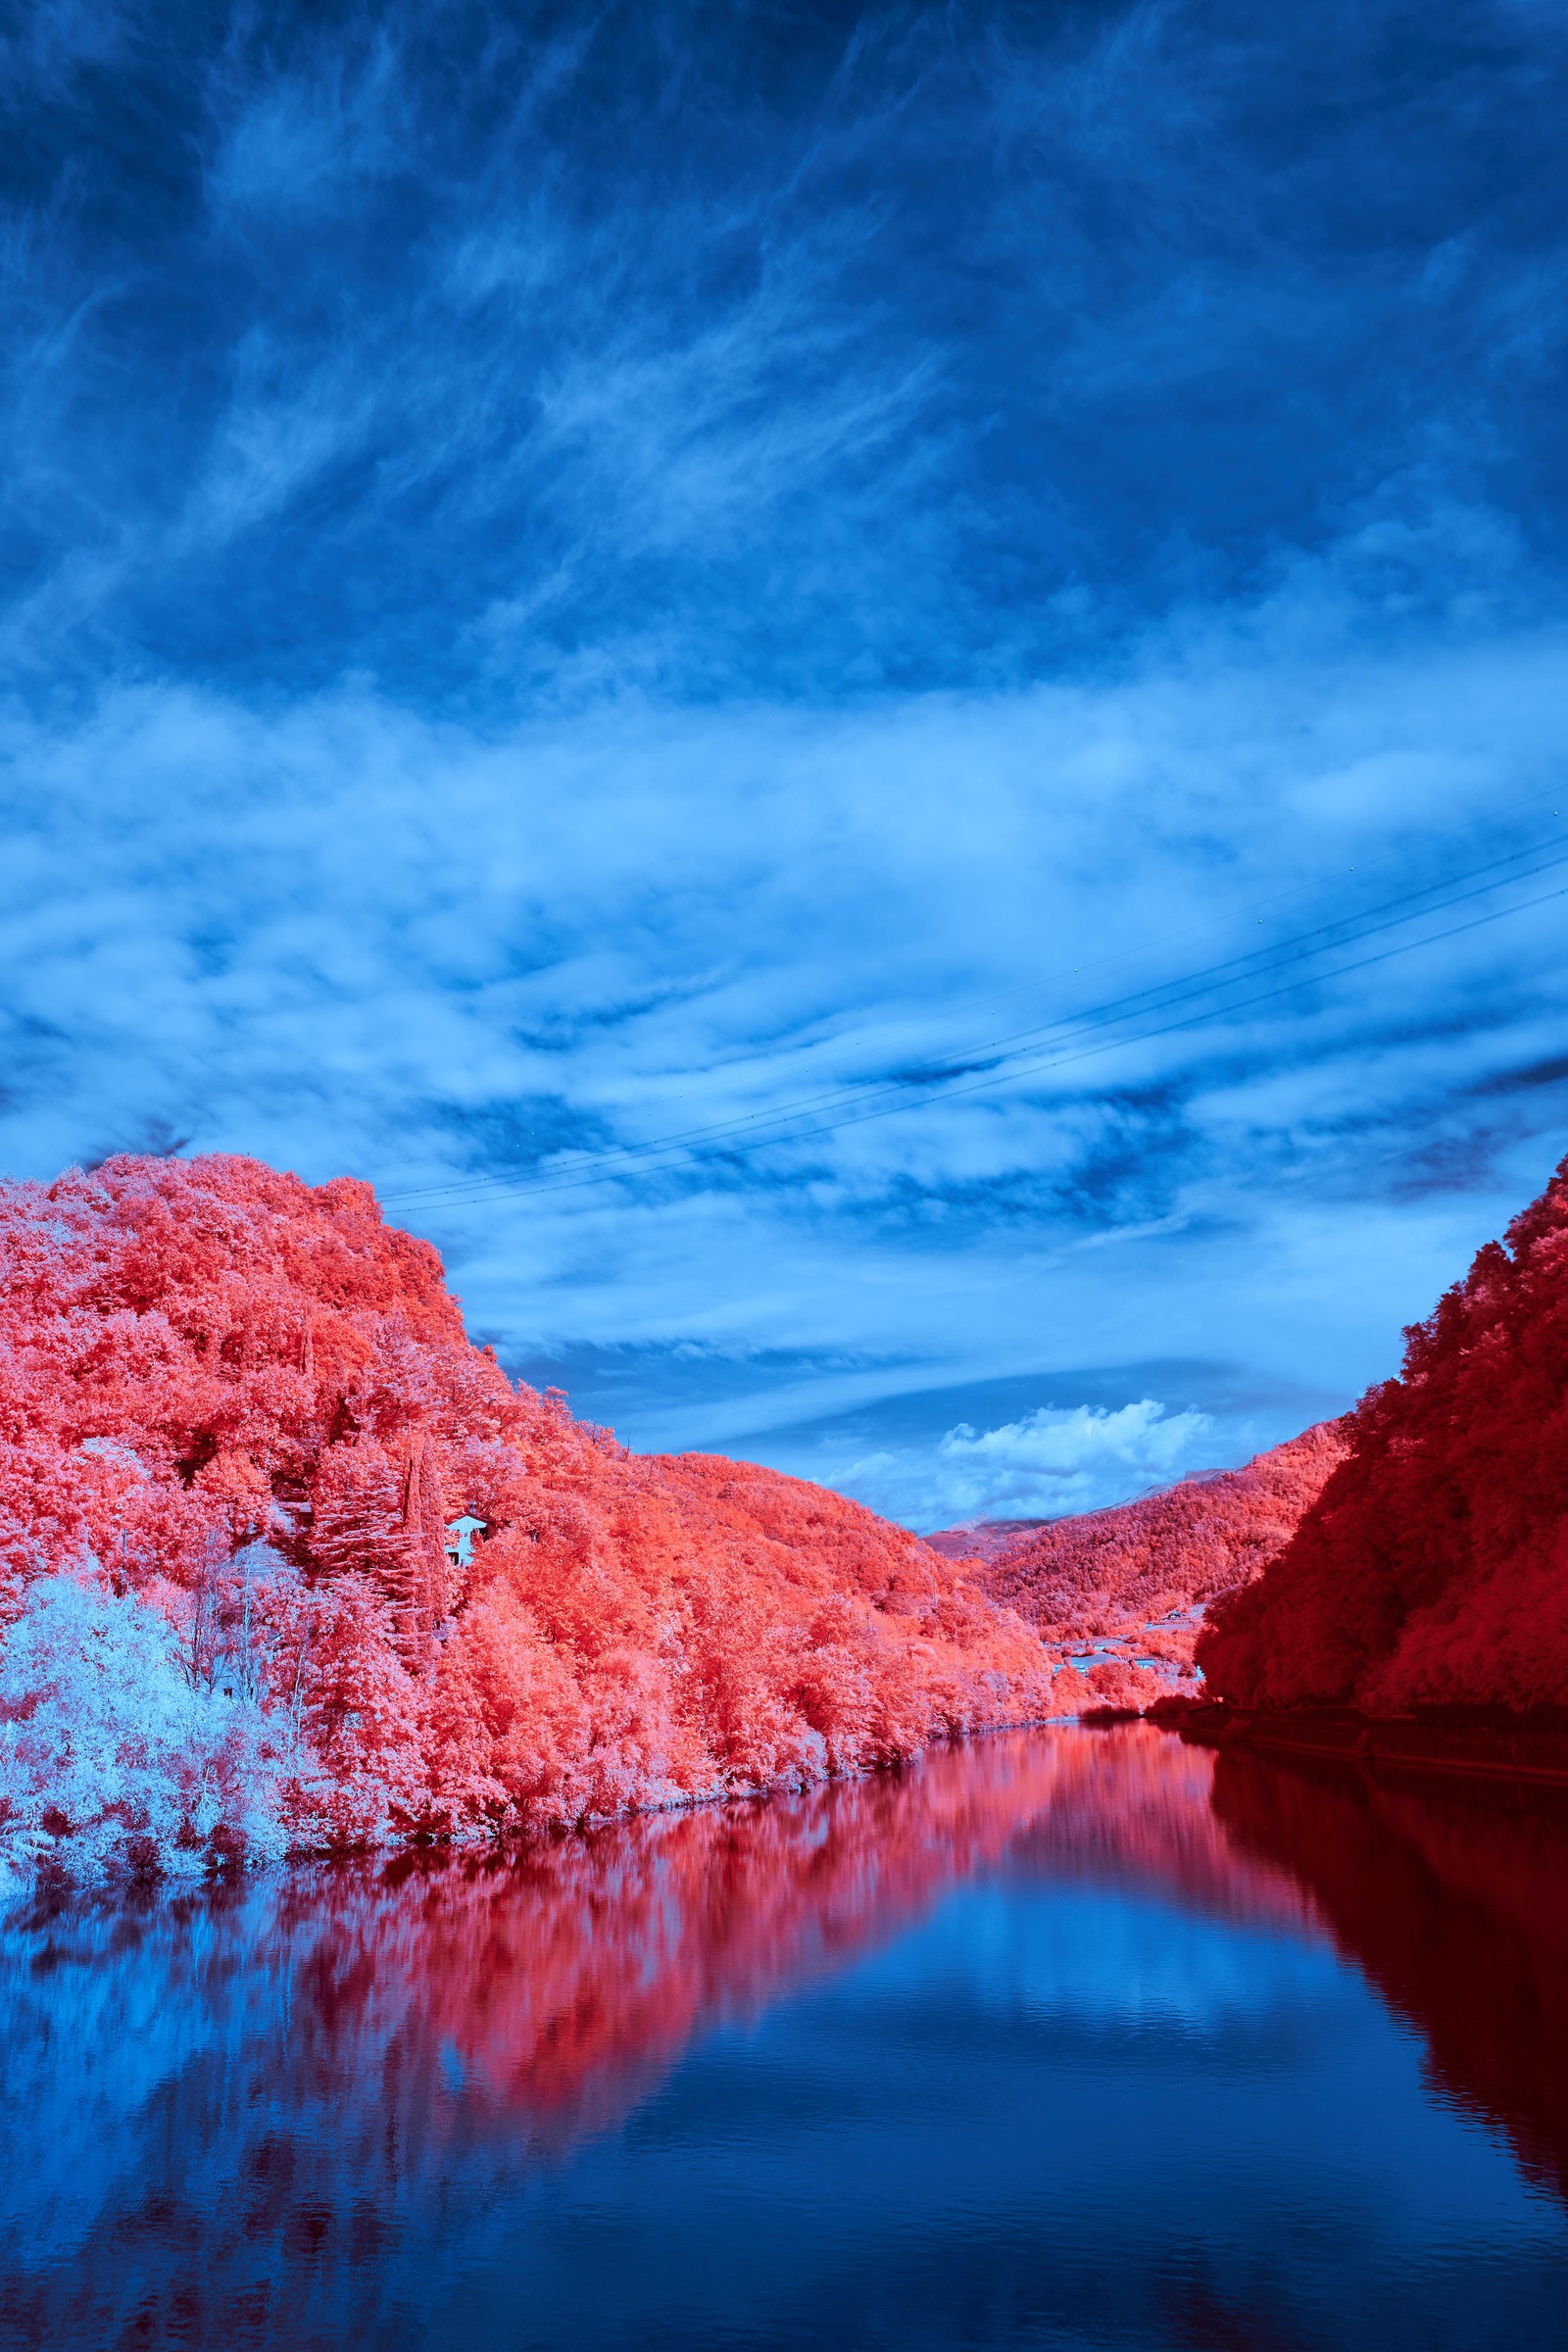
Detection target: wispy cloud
<box><xmin>3</xmin><ymin>2</ymin><xmax>1565</xmax><ymax>701</ymax></box>
<box><xmin>1</xmin><ymin>2</ymin><xmax>1566</xmax><ymax>1504</ymax></box>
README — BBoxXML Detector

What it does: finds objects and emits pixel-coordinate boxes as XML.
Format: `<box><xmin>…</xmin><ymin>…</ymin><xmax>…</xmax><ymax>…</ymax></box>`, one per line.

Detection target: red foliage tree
<box><xmin>1198</xmin><ymin>1152</ymin><xmax>1568</xmax><ymax>1713</ymax></box>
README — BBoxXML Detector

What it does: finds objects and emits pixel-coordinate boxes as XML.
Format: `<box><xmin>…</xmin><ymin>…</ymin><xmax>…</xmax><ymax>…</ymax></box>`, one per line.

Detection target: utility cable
<box><xmin>386</xmin><ymin>833</ymin><xmax>1568</xmax><ymax>1207</ymax></box>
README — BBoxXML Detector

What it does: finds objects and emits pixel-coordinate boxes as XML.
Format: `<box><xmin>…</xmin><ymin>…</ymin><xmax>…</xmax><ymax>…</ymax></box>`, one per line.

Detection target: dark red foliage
<box><xmin>0</xmin><ymin>1153</ymin><xmax>1054</xmax><ymax>1855</ymax></box>
<box><xmin>1199</xmin><ymin>1153</ymin><xmax>1568</xmax><ymax>1712</ymax></box>
<box><xmin>959</xmin><ymin>1423</ymin><xmax>1348</xmax><ymax>1690</ymax></box>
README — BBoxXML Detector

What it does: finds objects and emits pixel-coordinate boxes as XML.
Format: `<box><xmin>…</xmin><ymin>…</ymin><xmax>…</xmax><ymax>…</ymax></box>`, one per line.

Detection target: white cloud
<box><xmin>844</xmin><ymin>1399</ymin><xmax>1215</xmax><ymax>1534</ymax></box>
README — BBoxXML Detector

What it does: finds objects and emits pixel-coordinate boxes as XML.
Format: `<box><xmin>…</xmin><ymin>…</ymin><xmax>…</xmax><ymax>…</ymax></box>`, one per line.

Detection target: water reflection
<box><xmin>1</xmin><ymin>1727</ymin><xmax>1565</xmax><ymax>2350</ymax></box>
<box><xmin>1208</xmin><ymin>1742</ymin><xmax>1568</xmax><ymax>2205</ymax></box>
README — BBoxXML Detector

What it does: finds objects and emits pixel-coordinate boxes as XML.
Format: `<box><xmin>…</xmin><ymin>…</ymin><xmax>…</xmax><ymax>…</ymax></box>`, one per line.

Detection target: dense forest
<box><xmin>0</xmin><ymin>1155</ymin><xmax>1054</xmax><ymax>1886</ymax></box>
<box><xmin>1199</xmin><ymin>1154</ymin><xmax>1568</xmax><ymax>1715</ymax></box>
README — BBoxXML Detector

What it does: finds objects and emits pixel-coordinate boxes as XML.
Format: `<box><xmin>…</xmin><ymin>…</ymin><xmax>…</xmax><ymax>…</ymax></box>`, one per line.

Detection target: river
<box><xmin>2</xmin><ymin>1724</ymin><xmax>1565</xmax><ymax>2348</ymax></box>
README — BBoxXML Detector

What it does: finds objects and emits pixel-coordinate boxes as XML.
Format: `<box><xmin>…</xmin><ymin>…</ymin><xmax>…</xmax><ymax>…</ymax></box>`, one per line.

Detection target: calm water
<box><xmin>3</xmin><ymin>1726</ymin><xmax>1567</xmax><ymax>2351</ymax></box>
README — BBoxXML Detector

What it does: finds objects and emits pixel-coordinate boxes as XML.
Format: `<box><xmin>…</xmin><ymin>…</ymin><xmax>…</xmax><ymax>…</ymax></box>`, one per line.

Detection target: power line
<box><xmin>391</xmin><ymin>846</ymin><xmax>1568</xmax><ymax>1203</ymax></box>
<box><xmin>782</xmin><ymin>874</ymin><xmax>1568</xmax><ymax>1152</ymax></box>
<box><xmin>395</xmin><ymin>781</ymin><xmax>1568</xmax><ymax>1204</ymax></box>
<box><xmin>385</xmin><ymin>833</ymin><xmax>1568</xmax><ymax>1207</ymax></box>
<box><xmin>439</xmin><ymin>872</ymin><xmax>1568</xmax><ymax>1200</ymax></box>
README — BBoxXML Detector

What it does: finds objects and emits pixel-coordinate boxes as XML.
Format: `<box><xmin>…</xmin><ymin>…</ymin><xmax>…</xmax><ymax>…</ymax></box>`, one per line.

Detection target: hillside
<box><xmin>0</xmin><ymin>1154</ymin><xmax>1054</xmax><ymax>1886</ymax></box>
<box><xmin>1198</xmin><ymin>1153</ymin><xmax>1568</xmax><ymax>1714</ymax></box>
<box><xmin>940</xmin><ymin>1422</ymin><xmax>1348</xmax><ymax>1707</ymax></box>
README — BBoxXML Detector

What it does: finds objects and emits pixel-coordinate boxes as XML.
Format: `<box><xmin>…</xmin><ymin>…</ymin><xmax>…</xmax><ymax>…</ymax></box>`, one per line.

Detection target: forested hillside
<box><xmin>1199</xmin><ymin>1154</ymin><xmax>1568</xmax><ymax>1714</ymax></box>
<box><xmin>953</xmin><ymin>1423</ymin><xmax>1348</xmax><ymax>1707</ymax></box>
<box><xmin>0</xmin><ymin>1155</ymin><xmax>1054</xmax><ymax>1886</ymax></box>
<box><xmin>973</xmin><ymin>1423</ymin><xmax>1348</xmax><ymax>1632</ymax></box>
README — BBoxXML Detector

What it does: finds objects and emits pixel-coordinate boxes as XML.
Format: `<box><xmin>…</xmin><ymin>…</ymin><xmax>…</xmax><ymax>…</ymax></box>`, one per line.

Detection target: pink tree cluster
<box><xmin>0</xmin><ymin>1154</ymin><xmax>1054</xmax><ymax>1885</ymax></box>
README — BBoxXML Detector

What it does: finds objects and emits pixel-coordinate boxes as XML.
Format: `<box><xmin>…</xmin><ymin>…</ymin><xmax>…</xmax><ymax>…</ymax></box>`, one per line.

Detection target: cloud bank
<box><xmin>2</xmin><ymin>1</ymin><xmax>1567</xmax><ymax>1524</ymax></box>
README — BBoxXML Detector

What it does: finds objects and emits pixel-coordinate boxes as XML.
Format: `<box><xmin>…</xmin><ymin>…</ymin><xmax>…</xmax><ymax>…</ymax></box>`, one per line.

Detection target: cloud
<box><xmin>844</xmin><ymin>1400</ymin><xmax>1216</xmax><ymax>1533</ymax></box>
<box><xmin>3</xmin><ymin>2</ymin><xmax>1566</xmax><ymax>702</ymax></box>
<box><xmin>2</xmin><ymin>3</ymin><xmax>1567</xmax><ymax>1504</ymax></box>
<box><xmin>1</xmin><ymin>553</ymin><xmax>1564</xmax><ymax>1500</ymax></box>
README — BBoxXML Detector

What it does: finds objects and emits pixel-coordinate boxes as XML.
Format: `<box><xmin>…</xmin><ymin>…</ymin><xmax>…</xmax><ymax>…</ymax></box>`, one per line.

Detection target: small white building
<box><xmin>444</xmin><ymin>1513</ymin><xmax>486</xmax><ymax>1569</ymax></box>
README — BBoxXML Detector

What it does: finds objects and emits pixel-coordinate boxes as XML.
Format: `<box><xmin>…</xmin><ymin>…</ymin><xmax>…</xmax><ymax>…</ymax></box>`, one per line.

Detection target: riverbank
<box><xmin>1156</xmin><ymin>1697</ymin><xmax>1568</xmax><ymax>1791</ymax></box>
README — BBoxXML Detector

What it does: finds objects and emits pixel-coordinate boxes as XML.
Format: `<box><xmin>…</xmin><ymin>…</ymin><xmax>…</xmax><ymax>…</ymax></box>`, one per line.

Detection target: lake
<box><xmin>3</xmin><ymin>1724</ymin><xmax>1565</xmax><ymax>2349</ymax></box>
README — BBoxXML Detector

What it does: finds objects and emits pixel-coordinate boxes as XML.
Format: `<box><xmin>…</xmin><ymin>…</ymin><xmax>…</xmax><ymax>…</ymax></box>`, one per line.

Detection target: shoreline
<box><xmin>1154</xmin><ymin>1698</ymin><xmax>1568</xmax><ymax>1792</ymax></box>
<box><xmin>1</xmin><ymin>1713</ymin><xmax>1089</xmax><ymax>1901</ymax></box>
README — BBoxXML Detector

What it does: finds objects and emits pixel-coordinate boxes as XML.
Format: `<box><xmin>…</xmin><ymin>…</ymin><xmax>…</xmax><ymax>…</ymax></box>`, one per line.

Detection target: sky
<box><xmin>3</xmin><ymin>0</ymin><xmax>1568</xmax><ymax>1528</ymax></box>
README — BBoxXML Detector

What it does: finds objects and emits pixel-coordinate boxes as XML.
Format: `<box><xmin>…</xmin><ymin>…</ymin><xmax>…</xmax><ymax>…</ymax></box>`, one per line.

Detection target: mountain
<box><xmin>0</xmin><ymin>1154</ymin><xmax>1054</xmax><ymax>1886</ymax></box>
<box><xmin>1198</xmin><ymin>1153</ymin><xmax>1568</xmax><ymax>1714</ymax></box>
<box><xmin>937</xmin><ymin>1422</ymin><xmax>1349</xmax><ymax>1708</ymax></box>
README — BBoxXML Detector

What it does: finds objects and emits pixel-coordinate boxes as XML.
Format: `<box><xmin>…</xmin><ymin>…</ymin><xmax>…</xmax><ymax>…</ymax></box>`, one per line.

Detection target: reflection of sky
<box><xmin>432</xmin><ymin>1886</ymin><xmax>1566</xmax><ymax>2350</ymax></box>
<box><xmin>873</xmin><ymin>1884</ymin><xmax>1340</xmax><ymax>2032</ymax></box>
<box><xmin>6</xmin><ymin>4</ymin><xmax>1568</xmax><ymax>1519</ymax></box>
<box><xmin>499</xmin><ymin>1894</ymin><xmax>1564</xmax><ymax>2351</ymax></box>
<box><xmin>3</xmin><ymin>1730</ymin><xmax>1566</xmax><ymax>2346</ymax></box>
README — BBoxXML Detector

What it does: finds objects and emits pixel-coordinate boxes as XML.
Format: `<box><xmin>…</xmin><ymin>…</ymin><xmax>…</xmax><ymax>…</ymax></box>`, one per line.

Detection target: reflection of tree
<box><xmin>364</xmin><ymin>1734</ymin><xmax>1076</xmax><ymax>2131</ymax></box>
<box><xmin>1012</xmin><ymin>1727</ymin><xmax>1315</xmax><ymax>1933</ymax></box>
<box><xmin>0</xmin><ymin>1736</ymin><xmax>1082</xmax><ymax>2346</ymax></box>
<box><xmin>16</xmin><ymin>1726</ymin><xmax>1560</xmax><ymax>2347</ymax></box>
<box><xmin>1209</xmin><ymin>1746</ymin><xmax>1568</xmax><ymax>2206</ymax></box>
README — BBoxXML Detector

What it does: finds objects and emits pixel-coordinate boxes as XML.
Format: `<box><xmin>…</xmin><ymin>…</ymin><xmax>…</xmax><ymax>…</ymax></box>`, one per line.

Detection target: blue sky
<box><xmin>3</xmin><ymin>0</ymin><xmax>1568</xmax><ymax>1525</ymax></box>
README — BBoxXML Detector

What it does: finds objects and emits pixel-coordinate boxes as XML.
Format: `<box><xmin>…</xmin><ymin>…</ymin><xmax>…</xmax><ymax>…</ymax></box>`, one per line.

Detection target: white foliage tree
<box><xmin>0</xmin><ymin>1573</ymin><xmax>290</xmax><ymax>1896</ymax></box>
